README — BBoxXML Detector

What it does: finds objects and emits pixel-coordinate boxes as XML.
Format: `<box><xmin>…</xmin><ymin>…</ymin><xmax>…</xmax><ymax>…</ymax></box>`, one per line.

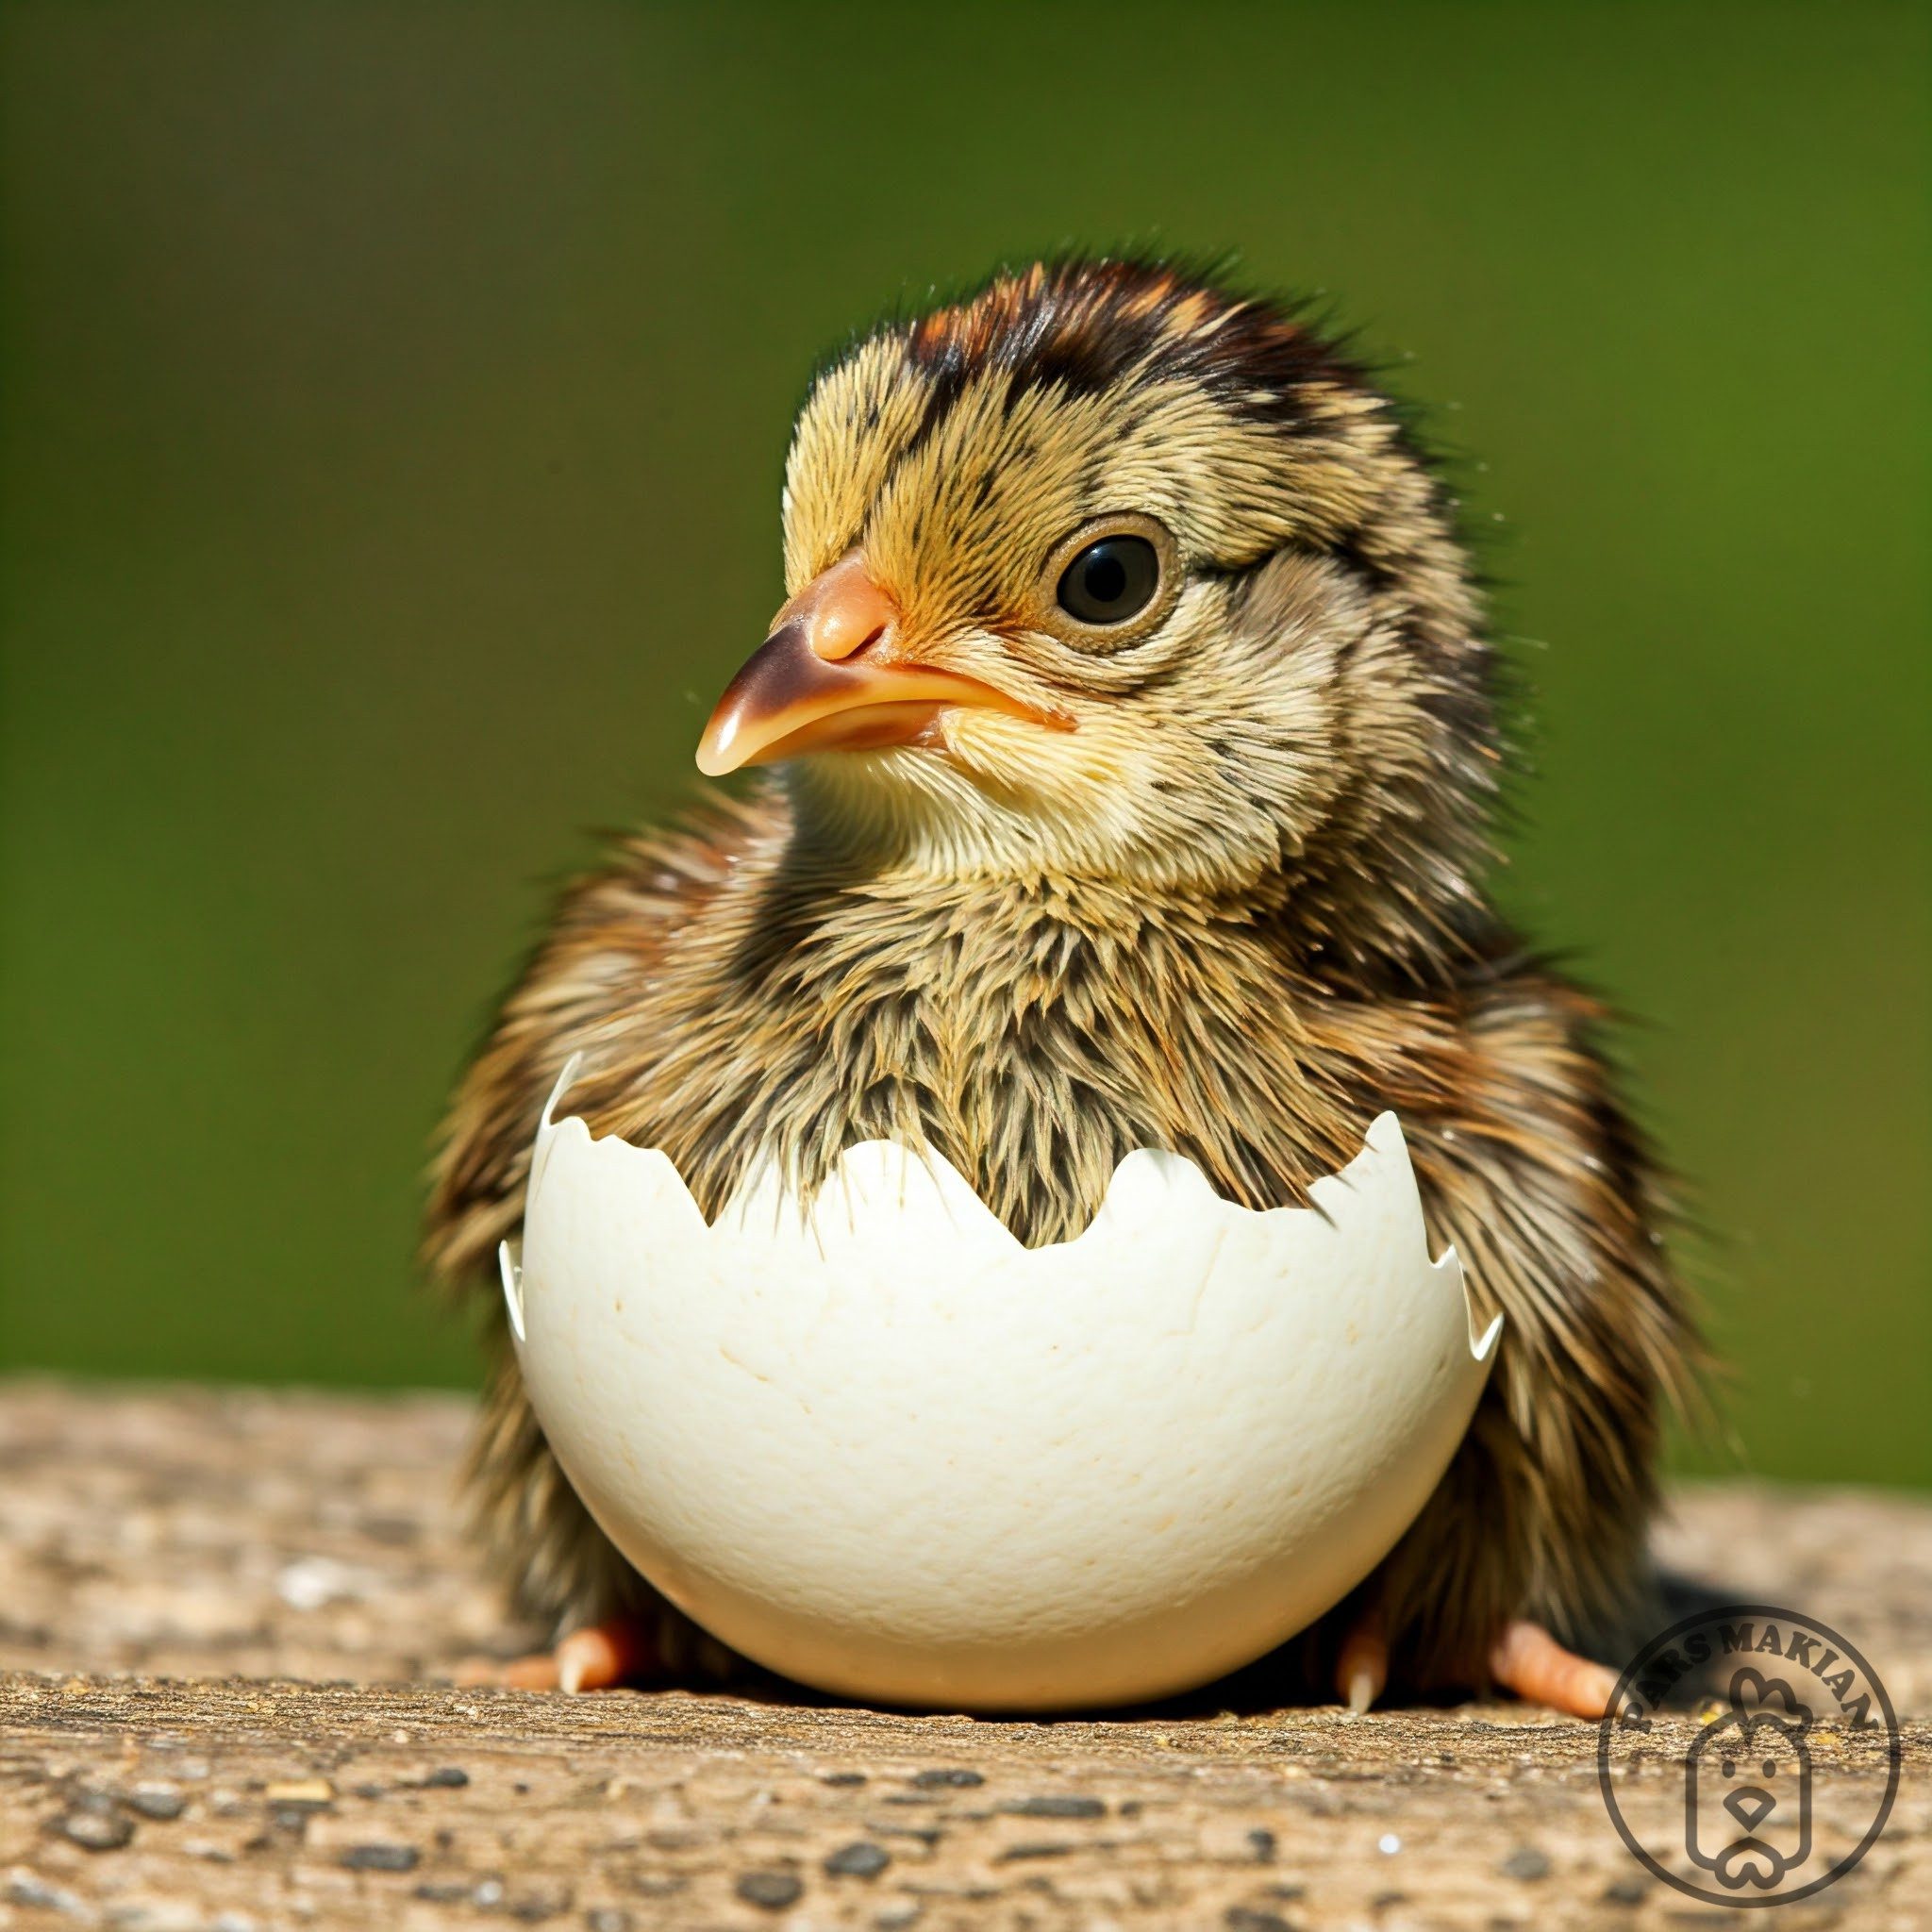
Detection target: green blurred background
<box><xmin>1</xmin><ymin>2</ymin><xmax>1924</xmax><ymax>1486</ymax></box>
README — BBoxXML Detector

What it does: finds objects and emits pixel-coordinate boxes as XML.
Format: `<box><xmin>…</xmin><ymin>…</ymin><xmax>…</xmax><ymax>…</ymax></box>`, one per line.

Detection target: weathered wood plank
<box><xmin>2</xmin><ymin>1382</ymin><xmax>1926</xmax><ymax>1930</ymax></box>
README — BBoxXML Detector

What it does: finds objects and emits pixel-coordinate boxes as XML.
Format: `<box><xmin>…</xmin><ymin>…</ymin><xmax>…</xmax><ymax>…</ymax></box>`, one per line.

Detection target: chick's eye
<box><xmin>1056</xmin><ymin>535</ymin><xmax>1160</xmax><ymax>625</ymax></box>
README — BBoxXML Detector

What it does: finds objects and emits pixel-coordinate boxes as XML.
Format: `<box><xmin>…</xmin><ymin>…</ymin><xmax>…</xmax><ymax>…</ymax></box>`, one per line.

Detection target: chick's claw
<box><xmin>453</xmin><ymin>1615</ymin><xmax>663</xmax><ymax>1695</ymax></box>
<box><xmin>556</xmin><ymin>1616</ymin><xmax>661</xmax><ymax>1692</ymax></box>
<box><xmin>1335</xmin><ymin>1606</ymin><xmax>1389</xmax><ymax>1714</ymax></box>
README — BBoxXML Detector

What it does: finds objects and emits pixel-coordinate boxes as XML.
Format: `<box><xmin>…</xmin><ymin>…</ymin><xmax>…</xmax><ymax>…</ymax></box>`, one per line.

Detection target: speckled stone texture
<box><xmin>0</xmin><ymin>1381</ymin><xmax>1926</xmax><ymax>1930</ymax></box>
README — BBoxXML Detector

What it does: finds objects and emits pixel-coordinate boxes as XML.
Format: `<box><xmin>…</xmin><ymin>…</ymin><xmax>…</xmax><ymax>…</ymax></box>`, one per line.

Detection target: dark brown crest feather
<box><xmin>904</xmin><ymin>257</ymin><xmax>1346</xmax><ymax>431</ymax></box>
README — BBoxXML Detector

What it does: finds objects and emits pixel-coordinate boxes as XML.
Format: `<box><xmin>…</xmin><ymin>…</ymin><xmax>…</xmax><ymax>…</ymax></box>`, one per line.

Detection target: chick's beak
<box><xmin>695</xmin><ymin>553</ymin><xmax>1059</xmax><ymax>777</ymax></box>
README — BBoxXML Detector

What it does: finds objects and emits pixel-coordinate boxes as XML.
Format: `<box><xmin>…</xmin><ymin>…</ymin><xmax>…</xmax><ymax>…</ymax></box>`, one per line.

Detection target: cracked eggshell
<box><xmin>505</xmin><ymin>1060</ymin><xmax>1500</xmax><ymax>1711</ymax></box>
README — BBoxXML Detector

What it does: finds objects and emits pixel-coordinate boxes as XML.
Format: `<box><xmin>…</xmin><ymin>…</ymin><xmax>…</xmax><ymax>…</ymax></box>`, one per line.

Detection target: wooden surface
<box><xmin>0</xmin><ymin>1381</ymin><xmax>1926</xmax><ymax>1931</ymax></box>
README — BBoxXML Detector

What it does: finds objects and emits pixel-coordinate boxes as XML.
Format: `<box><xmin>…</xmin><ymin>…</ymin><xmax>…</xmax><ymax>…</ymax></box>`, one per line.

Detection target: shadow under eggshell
<box><xmin>506</xmin><ymin>1060</ymin><xmax>1500</xmax><ymax>1711</ymax></box>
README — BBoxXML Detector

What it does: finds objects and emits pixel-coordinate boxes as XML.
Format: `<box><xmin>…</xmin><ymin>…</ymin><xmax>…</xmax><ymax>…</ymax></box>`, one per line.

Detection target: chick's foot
<box><xmin>1332</xmin><ymin>1607</ymin><xmax>1613</xmax><ymax>1720</ymax></box>
<box><xmin>454</xmin><ymin>1614</ymin><xmax>663</xmax><ymax>1694</ymax></box>
<box><xmin>1487</xmin><ymin>1618</ymin><xmax>1616</xmax><ymax>1719</ymax></box>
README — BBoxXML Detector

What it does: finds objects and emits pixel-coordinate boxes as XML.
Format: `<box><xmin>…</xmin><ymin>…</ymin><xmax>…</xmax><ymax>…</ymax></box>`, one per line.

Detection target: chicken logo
<box><xmin>1685</xmin><ymin>1668</ymin><xmax>1813</xmax><ymax>1890</ymax></box>
<box><xmin>1597</xmin><ymin>1602</ymin><xmax>1900</xmax><ymax>1907</ymax></box>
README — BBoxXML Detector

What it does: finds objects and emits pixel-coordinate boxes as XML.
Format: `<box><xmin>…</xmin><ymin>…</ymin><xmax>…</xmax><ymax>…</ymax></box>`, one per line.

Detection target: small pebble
<box><xmin>265</xmin><ymin>1779</ymin><xmax>334</xmax><ymax>1808</ymax></box>
<box><xmin>1247</xmin><ymin>1827</ymin><xmax>1276</xmax><ymax>1862</ymax></box>
<box><xmin>1003</xmin><ymin>1794</ymin><xmax>1105</xmax><ymax>1819</ymax></box>
<box><xmin>586</xmin><ymin>1910</ymin><xmax>634</xmax><ymax>1932</ymax></box>
<box><xmin>874</xmin><ymin>1824</ymin><xmax>941</xmax><ymax>1848</ymax></box>
<box><xmin>1500</xmin><ymin>1846</ymin><xmax>1551</xmax><ymax>1881</ymax></box>
<box><xmin>735</xmin><ymin>1870</ymin><xmax>804</xmax><ymax>1909</ymax></box>
<box><xmin>1224</xmin><ymin>1910</ymin><xmax>1295</xmax><ymax>1932</ymax></box>
<box><xmin>1602</xmin><ymin>1874</ymin><xmax>1647</xmax><ymax>1906</ymax></box>
<box><xmin>107</xmin><ymin>1907</ymin><xmax>201</xmax><ymax>1932</ymax></box>
<box><xmin>1377</xmin><ymin>1831</ymin><xmax>1401</xmax><ymax>1855</ymax></box>
<box><xmin>911</xmin><ymin>1767</ymin><xmax>983</xmax><ymax>1789</ymax></box>
<box><xmin>874</xmin><ymin>1909</ymin><xmax>922</xmax><ymax>1932</ymax></box>
<box><xmin>997</xmin><ymin>1841</ymin><xmax>1074</xmax><ymax>1861</ymax></box>
<box><xmin>824</xmin><ymin>1841</ymin><xmax>891</xmax><ymax>1878</ymax></box>
<box><xmin>339</xmin><ymin>1842</ymin><xmax>420</xmax><ymax>1873</ymax></box>
<box><xmin>7</xmin><ymin>1873</ymin><xmax>83</xmax><ymax>1911</ymax></box>
<box><xmin>127</xmin><ymin>1782</ymin><xmax>187</xmax><ymax>1821</ymax></box>
<box><xmin>819</xmin><ymin>1770</ymin><xmax>867</xmax><ymax>1787</ymax></box>
<box><xmin>414</xmin><ymin>1884</ymin><xmax>471</xmax><ymax>1904</ymax></box>
<box><xmin>58</xmin><ymin>1805</ymin><xmax>135</xmax><ymax>1852</ymax></box>
<box><xmin>424</xmin><ymin>1766</ymin><xmax>471</xmax><ymax>1788</ymax></box>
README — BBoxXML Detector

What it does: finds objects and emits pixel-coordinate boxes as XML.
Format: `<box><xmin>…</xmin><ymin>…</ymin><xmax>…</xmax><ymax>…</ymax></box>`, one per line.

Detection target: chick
<box><xmin>425</xmin><ymin>258</ymin><xmax>1700</xmax><ymax>1715</ymax></box>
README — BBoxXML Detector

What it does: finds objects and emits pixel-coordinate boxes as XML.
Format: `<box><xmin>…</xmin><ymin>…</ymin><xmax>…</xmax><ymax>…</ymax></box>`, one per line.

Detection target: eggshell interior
<box><xmin>506</xmin><ymin>1060</ymin><xmax>1500</xmax><ymax>1711</ymax></box>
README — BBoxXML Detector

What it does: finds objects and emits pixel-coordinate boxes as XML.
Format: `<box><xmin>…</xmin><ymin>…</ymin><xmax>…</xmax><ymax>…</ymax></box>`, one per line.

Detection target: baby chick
<box><xmin>425</xmin><ymin>258</ymin><xmax>1699</xmax><ymax>1715</ymax></box>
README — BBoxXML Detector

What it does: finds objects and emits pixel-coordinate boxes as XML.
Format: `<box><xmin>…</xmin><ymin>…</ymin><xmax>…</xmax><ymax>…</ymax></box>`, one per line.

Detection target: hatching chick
<box><xmin>425</xmin><ymin>258</ymin><xmax>1701</xmax><ymax>1715</ymax></box>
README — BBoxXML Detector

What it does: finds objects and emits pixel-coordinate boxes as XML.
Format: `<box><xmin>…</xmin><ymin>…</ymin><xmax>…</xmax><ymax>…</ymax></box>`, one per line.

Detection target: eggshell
<box><xmin>505</xmin><ymin>1058</ymin><xmax>1500</xmax><ymax>1711</ymax></box>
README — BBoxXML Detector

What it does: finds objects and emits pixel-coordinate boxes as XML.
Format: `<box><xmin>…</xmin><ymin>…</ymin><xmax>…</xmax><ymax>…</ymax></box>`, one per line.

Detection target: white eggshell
<box><xmin>506</xmin><ymin>1060</ymin><xmax>1500</xmax><ymax>1711</ymax></box>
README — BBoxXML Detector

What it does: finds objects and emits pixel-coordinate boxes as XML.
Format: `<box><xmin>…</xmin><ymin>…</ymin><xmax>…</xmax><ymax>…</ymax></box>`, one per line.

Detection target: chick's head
<box><xmin>699</xmin><ymin>259</ymin><xmax>1497</xmax><ymax>951</ymax></box>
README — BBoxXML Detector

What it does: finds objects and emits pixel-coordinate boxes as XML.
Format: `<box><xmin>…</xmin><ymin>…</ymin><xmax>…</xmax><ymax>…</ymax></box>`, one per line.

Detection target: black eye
<box><xmin>1056</xmin><ymin>535</ymin><xmax>1160</xmax><ymax>625</ymax></box>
